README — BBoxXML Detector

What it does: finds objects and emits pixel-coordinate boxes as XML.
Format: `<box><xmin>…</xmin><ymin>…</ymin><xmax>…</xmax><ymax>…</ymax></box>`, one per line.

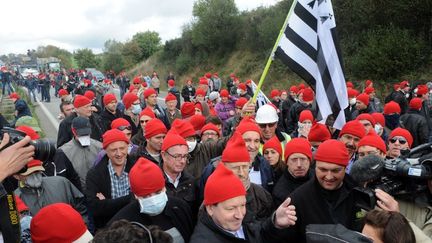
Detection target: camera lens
<box><xmin>29</xmin><ymin>138</ymin><xmax>56</xmax><ymax>161</ymax></box>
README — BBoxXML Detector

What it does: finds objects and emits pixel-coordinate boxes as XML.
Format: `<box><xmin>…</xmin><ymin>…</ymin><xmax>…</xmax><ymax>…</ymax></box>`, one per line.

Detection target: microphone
<box><xmin>350</xmin><ymin>155</ymin><xmax>384</xmax><ymax>184</ymax></box>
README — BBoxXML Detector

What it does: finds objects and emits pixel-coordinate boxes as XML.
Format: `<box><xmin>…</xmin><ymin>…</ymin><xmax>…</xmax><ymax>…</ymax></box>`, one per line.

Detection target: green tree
<box><xmin>191</xmin><ymin>0</ymin><xmax>240</xmax><ymax>54</ymax></box>
<box><xmin>34</xmin><ymin>45</ymin><xmax>74</xmax><ymax>69</ymax></box>
<box><xmin>132</xmin><ymin>31</ymin><xmax>161</xmax><ymax>60</ymax></box>
<box><xmin>102</xmin><ymin>40</ymin><xmax>125</xmax><ymax>74</ymax></box>
<box><xmin>74</xmin><ymin>48</ymin><xmax>99</xmax><ymax>69</ymax></box>
<box><xmin>122</xmin><ymin>40</ymin><xmax>142</xmax><ymax>69</ymax></box>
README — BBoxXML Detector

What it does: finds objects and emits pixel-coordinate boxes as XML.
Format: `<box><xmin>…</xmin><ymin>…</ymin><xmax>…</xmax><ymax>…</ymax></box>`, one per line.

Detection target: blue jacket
<box><xmin>15</xmin><ymin>99</ymin><xmax>32</xmax><ymax>119</ymax></box>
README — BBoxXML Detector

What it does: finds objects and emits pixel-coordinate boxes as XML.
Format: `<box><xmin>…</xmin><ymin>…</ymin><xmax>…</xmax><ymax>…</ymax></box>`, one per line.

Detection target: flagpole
<box><xmin>251</xmin><ymin>0</ymin><xmax>298</xmax><ymax>103</ymax></box>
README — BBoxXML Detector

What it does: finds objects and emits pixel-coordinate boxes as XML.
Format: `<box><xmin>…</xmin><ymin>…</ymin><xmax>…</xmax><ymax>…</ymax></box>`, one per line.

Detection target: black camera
<box><xmin>0</xmin><ymin>127</ymin><xmax>56</xmax><ymax>162</ymax></box>
<box><xmin>353</xmin><ymin>152</ymin><xmax>432</xmax><ymax>211</ymax></box>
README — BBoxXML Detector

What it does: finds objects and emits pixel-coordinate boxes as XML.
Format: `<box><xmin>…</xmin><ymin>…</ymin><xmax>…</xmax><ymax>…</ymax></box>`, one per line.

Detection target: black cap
<box><xmin>72</xmin><ymin>117</ymin><xmax>91</xmax><ymax>136</ymax></box>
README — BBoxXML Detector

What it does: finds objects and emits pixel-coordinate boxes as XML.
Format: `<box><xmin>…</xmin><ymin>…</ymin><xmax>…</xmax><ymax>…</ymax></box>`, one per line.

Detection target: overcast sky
<box><xmin>0</xmin><ymin>0</ymin><xmax>279</xmax><ymax>55</ymax></box>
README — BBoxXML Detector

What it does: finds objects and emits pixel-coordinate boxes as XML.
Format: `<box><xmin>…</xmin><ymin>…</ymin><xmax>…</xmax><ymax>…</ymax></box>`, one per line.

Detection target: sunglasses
<box><xmin>117</xmin><ymin>125</ymin><xmax>132</xmax><ymax>131</ymax></box>
<box><xmin>140</xmin><ymin>120</ymin><xmax>150</xmax><ymax>124</ymax></box>
<box><xmin>389</xmin><ymin>137</ymin><xmax>407</xmax><ymax>145</ymax></box>
<box><xmin>258</xmin><ymin>122</ymin><xmax>277</xmax><ymax>129</ymax></box>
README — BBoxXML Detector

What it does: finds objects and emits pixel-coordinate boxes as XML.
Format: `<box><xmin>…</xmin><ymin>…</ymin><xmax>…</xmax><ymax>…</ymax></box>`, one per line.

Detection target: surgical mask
<box><xmin>77</xmin><ymin>135</ymin><xmax>91</xmax><ymax>146</ymax></box>
<box><xmin>138</xmin><ymin>191</ymin><xmax>168</xmax><ymax>216</ymax></box>
<box><xmin>236</xmin><ymin>89</ymin><xmax>242</xmax><ymax>95</ymax></box>
<box><xmin>405</xmin><ymin>93</ymin><xmax>410</xmax><ymax>98</ymax></box>
<box><xmin>187</xmin><ymin>140</ymin><xmax>197</xmax><ymax>153</ymax></box>
<box><xmin>349</xmin><ymin>98</ymin><xmax>356</xmax><ymax>106</ymax></box>
<box><xmin>131</xmin><ymin>104</ymin><xmax>142</xmax><ymax>115</ymax></box>
<box><xmin>25</xmin><ymin>172</ymin><xmax>43</xmax><ymax>188</ymax></box>
<box><xmin>374</xmin><ymin>124</ymin><xmax>383</xmax><ymax>134</ymax></box>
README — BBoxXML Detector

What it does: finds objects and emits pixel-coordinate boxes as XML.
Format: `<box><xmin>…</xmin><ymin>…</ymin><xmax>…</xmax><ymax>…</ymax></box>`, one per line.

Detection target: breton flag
<box><xmin>274</xmin><ymin>0</ymin><xmax>348</xmax><ymax>129</ymax></box>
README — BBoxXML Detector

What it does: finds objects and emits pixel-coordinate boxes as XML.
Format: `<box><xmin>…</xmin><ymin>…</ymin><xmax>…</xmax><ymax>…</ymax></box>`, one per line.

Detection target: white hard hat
<box><xmin>255</xmin><ymin>104</ymin><xmax>278</xmax><ymax>124</ymax></box>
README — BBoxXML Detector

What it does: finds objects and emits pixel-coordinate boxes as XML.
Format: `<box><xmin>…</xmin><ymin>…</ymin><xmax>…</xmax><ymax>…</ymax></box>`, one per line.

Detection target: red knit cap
<box><xmin>220</xmin><ymin>89</ymin><xmax>229</xmax><ymax>98</ymax></box>
<box><xmin>196</xmin><ymin>88</ymin><xmax>206</xmax><ymax>97</ymax></box>
<box><xmin>16</xmin><ymin>125</ymin><xmax>40</xmax><ymax>140</ymax></box>
<box><xmin>165</xmin><ymin>93</ymin><xmax>177</xmax><ymax>102</ymax></box>
<box><xmin>365</xmin><ymin>80</ymin><xmax>373</xmax><ymax>87</ymax></box>
<box><xmin>238</xmin><ymin>83</ymin><xmax>246</xmax><ymax>91</ymax></box>
<box><xmin>161</xmin><ymin>129</ymin><xmax>187</xmax><ymax>151</ymax></box>
<box><xmin>141</xmin><ymin>82</ymin><xmax>148</xmax><ymax>88</ymax></box>
<box><xmin>417</xmin><ymin>85</ymin><xmax>428</xmax><ymax>96</ymax></box>
<box><xmin>394</xmin><ymin>84</ymin><xmax>400</xmax><ymax>90</ymax></box>
<box><xmin>132</xmin><ymin>76</ymin><xmax>141</xmax><ymax>84</ymax></box>
<box><xmin>358</xmin><ymin>134</ymin><xmax>387</xmax><ymax>154</ymax></box>
<box><xmin>199</xmin><ymin>77</ymin><xmax>208</xmax><ymax>85</ymax></box>
<box><xmin>73</xmin><ymin>95</ymin><xmax>91</xmax><ymax>108</ymax></box>
<box><xmin>339</xmin><ymin>120</ymin><xmax>366</xmax><ymax>139</ymax></box>
<box><xmin>284</xmin><ymin>138</ymin><xmax>312</xmax><ymax>162</ymax></box>
<box><xmin>389</xmin><ymin>128</ymin><xmax>413</xmax><ymax>148</ymax></box>
<box><xmin>298</xmin><ymin>83</ymin><xmax>306</xmax><ymax>90</ymax></box>
<box><xmin>31</xmin><ymin>203</ymin><xmax>88</xmax><ymax>243</ymax></box>
<box><xmin>346</xmin><ymin>81</ymin><xmax>354</xmax><ymax>88</ymax></box>
<box><xmin>140</xmin><ymin>107</ymin><xmax>156</xmax><ymax>119</ymax></box>
<box><xmin>190</xmin><ymin>114</ymin><xmax>206</xmax><ymax>132</ymax></box>
<box><xmin>145</xmin><ymin>119</ymin><xmax>167</xmax><ymax>139</ymax></box>
<box><xmin>356</xmin><ymin>113</ymin><xmax>376</xmax><ymax>126</ymax></box>
<box><xmin>84</xmin><ymin>90</ymin><xmax>95</xmax><ymax>100</ymax></box>
<box><xmin>236</xmin><ymin>117</ymin><xmax>261</xmax><ymax>135</ymax></box>
<box><xmin>111</xmin><ymin>118</ymin><xmax>130</xmax><ymax>130</ymax></box>
<box><xmin>103</xmin><ymin>93</ymin><xmax>117</xmax><ymax>106</ymax></box>
<box><xmin>302</xmin><ymin>88</ymin><xmax>314</xmax><ymax>102</ymax></box>
<box><xmin>347</xmin><ymin>88</ymin><xmax>359</xmax><ymax>98</ymax></box>
<box><xmin>58</xmin><ymin>89</ymin><xmax>69</xmax><ymax>96</ymax></box>
<box><xmin>205</xmin><ymin>72</ymin><xmax>212</xmax><ymax>78</ymax></box>
<box><xmin>371</xmin><ymin>113</ymin><xmax>385</xmax><ymax>127</ymax></box>
<box><xmin>204</xmin><ymin>163</ymin><xmax>246</xmax><ymax>205</ymax></box>
<box><xmin>168</xmin><ymin>79</ymin><xmax>175</xmax><ymax>87</ymax></box>
<box><xmin>129</xmin><ymin>157</ymin><xmax>165</xmax><ymax>197</ymax></box>
<box><xmin>299</xmin><ymin>110</ymin><xmax>314</xmax><ymax>123</ymax></box>
<box><xmin>14</xmin><ymin>195</ymin><xmax>29</xmax><ymax>213</ymax></box>
<box><xmin>171</xmin><ymin>119</ymin><xmax>196</xmax><ymax>138</ymax></box>
<box><xmin>409</xmin><ymin>97</ymin><xmax>422</xmax><ymax>110</ymax></box>
<box><xmin>235</xmin><ymin>97</ymin><xmax>248</xmax><ymax>108</ymax></box>
<box><xmin>270</xmin><ymin>89</ymin><xmax>280</xmax><ymax>98</ymax></box>
<box><xmin>289</xmin><ymin>85</ymin><xmax>298</xmax><ymax>93</ymax></box>
<box><xmin>181</xmin><ymin>102</ymin><xmax>195</xmax><ymax>119</ymax></box>
<box><xmin>383</xmin><ymin>101</ymin><xmax>401</xmax><ymax>115</ymax></box>
<box><xmin>314</xmin><ymin>139</ymin><xmax>350</xmax><ymax>167</ymax></box>
<box><xmin>364</xmin><ymin>87</ymin><xmax>375</xmax><ymax>95</ymax></box>
<box><xmin>129</xmin><ymin>85</ymin><xmax>137</xmax><ymax>93</ymax></box>
<box><xmin>222</xmin><ymin>132</ymin><xmax>250</xmax><ymax>163</ymax></box>
<box><xmin>83</xmin><ymin>79</ymin><xmax>92</xmax><ymax>86</ymax></box>
<box><xmin>263</xmin><ymin>136</ymin><xmax>282</xmax><ymax>157</ymax></box>
<box><xmin>356</xmin><ymin>93</ymin><xmax>370</xmax><ymax>106</ymax></box>
<box><xmin>195</xmin><ymin>103</ymin><xmax>203</xmax><ymax>112</ymax></box>
<box><xmin>202</xmin><ymin>123</ymin><xmax>221</xmax><ymax>137</ymax></box>
<box><xmin>308</xmin><ymin>123</ymin><xmax>331</xmax><ymax>142</ymax></box>
<box><xmin>400</xmin><ymin>80</ymin><xmax>410</xmax><ymax>88</ymax></box>
<box><xmin>102</xmin><ymin>129</ymin><xmax>129</xmax><ymax>149</ymax></box>
<box><xmin>122</xmin><ymin>93</ymin><xmax>139</xmax><ymax>109</ymax></box>
<box><xmin>144</xmin><ymin>88</ymin><xmax>157</xmax><ymax>98</ymax></box>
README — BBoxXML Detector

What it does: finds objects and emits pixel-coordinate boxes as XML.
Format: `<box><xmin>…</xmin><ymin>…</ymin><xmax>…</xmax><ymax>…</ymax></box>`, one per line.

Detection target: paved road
<box><xmin>34</xmin><ymin>88</ymin><xmax>168</xmax><ymax>141</ymax></box>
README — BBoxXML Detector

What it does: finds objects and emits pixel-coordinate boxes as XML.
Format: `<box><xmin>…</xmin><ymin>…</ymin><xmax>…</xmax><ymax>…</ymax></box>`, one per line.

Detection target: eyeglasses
<box><xmin>117</xmin><ymin>125</ymin><xmax>132</xmax><ymax>131</ymax></box>
<box><xmin>389</xmin><ymin>137</ymin><xmax>407</xmax><ymax>145</ymax></box>
<box><xmin>258</xmin><ymin>122</ymin><xmax>277</xmax><ymax>129</ymax></box>
<box><xmin>165</xmin><ymin>151</ymin><xmax>191</xmax><ymax>162</ymax></box>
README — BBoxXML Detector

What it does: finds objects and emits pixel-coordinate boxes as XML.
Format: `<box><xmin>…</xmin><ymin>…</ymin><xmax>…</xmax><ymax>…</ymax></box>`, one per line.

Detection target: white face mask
<box><xmin>236</xmin><ymin>89</ymin><xmax>242</xmax><ymax>95</ymax></box>
<box><xmin>405</xmin><ymin>93</ymin><xmax>410</xmax><ymax>98</ymax></box>
<box><xmin>374</xmin><ymin>124</ymin><xmax>383</xmax><ymax>134</ymax></box>
<box><xmin>25</xmin><ymin>172</ymin><xmax>43</xmax><ymax>188</ymax></box>
<box><xmin>131</xmin><ymin>104</ymin><xmax>142</xmax><ymax>115</ymax></box>
<box><xmin>77</xmin><ymin>135</ymin><xmax>91</xmax><ymax>146</ymax></box>
<box><xmin>138</xmin><ymin>191</ymin><xmax>168</xmax><ymax>216</ymax></box>
<box><xmin>187</xmin><ymin>140</ymin><xmax>197</xmax><ymax>153</ymax></box>
<box><xmin>349</xmin><ymin>98</ymin><xmax>356</xmax><ymax>106</ymax></box>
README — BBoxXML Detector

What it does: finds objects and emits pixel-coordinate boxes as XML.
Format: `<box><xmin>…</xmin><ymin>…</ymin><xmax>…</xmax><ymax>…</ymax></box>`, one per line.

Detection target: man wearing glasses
<box><xmin>357</xmin><ymin>133</ymin><xmax>387</xmax><ymax>160</ymax></box>
<box><xmin>386</xmin><ymin>127</ymin><xmax>413</xmax><ymax>159</ymax></box>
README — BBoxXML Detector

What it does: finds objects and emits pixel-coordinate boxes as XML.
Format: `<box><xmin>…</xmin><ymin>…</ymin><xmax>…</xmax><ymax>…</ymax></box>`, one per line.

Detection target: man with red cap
<box><xmin>356</xmin><ymin>113</ymin><xmax>376</xmax><ymax>133</ymax></box>
<box><xmin>272</xmin><ymin>138</ymin><xmax>313</xmax><ymax>207</ymax></box>
<box><xmin>167</xmin><ymin>79</ymin><xmax>181</xmax><ymax>110</ymax></box>
<box><xmin>122</xmin><ymin>92</ymin><xmax>141</xmax><ymax>129</ymax></box>
<box><xmin>100</xmin><ymin>93</ymin><xmax>136</xmax><ymax>134</ymax></box>
<box><xmin>345</xmin><ymin>88</ymin><xmax>359</xmax><ymax>121</ymax></box>
<box><xmin>284</xmin><ymin>139</ymin><xmax>362</xmax><ymax>242</ymax></box>
<box><xmin>292</xmin><ymin>109</ymin><xmax>314</xmax><ymax>138</ymax></box>
<box><xmin>364</xmin><ymin>87</ymin><xmax>383</xmax><ymax>113</ymax></box>
<box><xmin>144</xmin><ymin>88</ymin><xmax>170</xmax><ymax>129</ymax></box>
<box><xmin>115</xmin><ymin>71</ymin><xmax>130</xmax><ymax>98</ymax></box>
<box><xmin>385</xmin><ymin>80</ymin><xmax>410</xmax><ymax>114</ymax></box>
<box><xmin>201</xmin><ymin>123</ymin><xmax>221</xmax><ymax>142</ymax></box>
<box><xmin>150</xmin><ymin>71</ymin><xmax>161</xmax><ymax>94</ymax></box>
<box><xmin>57</xmin><ymin>95</ymin><xmax>103</xmax><ymax>147</ymax></box>
<box><xmin>191</xmin><ymin>163</ymin><xmax>297</xmax><ymax>242</ymax></box>
<box><xmin>212</xmin><ymin>72</ymin><xmax>222</xmax><ymax>92</ymax></box>
<box><xmin>270</xmin><ymin>89</ymin><xmax>281</xmax><ymax>109</ymax></box>
<box><xmin>9</xmin><ymin>92</ymin><xmax>32</xmax><ymax>124</ymax></box>
<box><xmin>338</xmin><ymin>120</ymin><xmax>367</xmax><ymax>173</ymax></box>
<box><xmin>215</xmin><ymin>89</ymin><xmax>236</xmax><ymax>127</ymax></box>
<box><xmin>400</xmin><ymin>97</ymin><xmax>428</xmax><ymax>147</ymax></box>
<box><xmin>165</xmin><ymin>92</ymin><xmax>182</xmax><ymax>125</ymax></box>
<box><xmin>130</xmin><ymin>107</ymin><xmax>156</xmax><ymax>146</ymax></box>
<box><xmin>132</xmin><ymin>118</ymin><xmax>167</xmax><ymax>165</ymax></box>
<box><xmin>307</xmin><ymin>123</ymin><xmax>331</xmax><ymax>150</ymax></box>
<box><xmin>85</xmin><ymin>129</ymin><xmax>135</xmax><ymax>230</ymax></box>
<box><xmin>285</xmin><ymin>87</ymin><xmax>315</xmax><ymax>134</ymax></box>
<box><xmin>237</xmin><ymin>82</ymin><xmax>251</xmax><ymax>100</ymax></box>
<box><xmin>415</xmin><ymin>84</ymin><xmax>432</xmax><ymax>141</ymax></box>
<box><xmin>109</xmin><ymin>157</ymin><xmax>194</xmax><ymax>242</ymax></box>
<box><xmin>357</xmin><ymin>132</ymin><xmax>387</xmax><ymax>160</ymax></box>
<box><xmin>386</xmin><ymin>127</ymin><xmax>413</xmax><ymax>159</ymax></box>
<box><xmin>383</xmin><ymin>101</ymin><xmax>401</xmax><ymax>130</ymax></box>
<box><xmin>281</xmin><ymin>85</ymin><xmax>299</xmax><ymax>131</ymax></box>
<box><xmin>352</xmin><ymin>93</ymin><xmax>375</xmax><ymax>119</ymax></box>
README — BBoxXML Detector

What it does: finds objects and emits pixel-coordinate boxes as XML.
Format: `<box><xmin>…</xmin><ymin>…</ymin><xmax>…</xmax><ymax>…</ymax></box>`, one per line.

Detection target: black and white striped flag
<box><xmin>274</xmin><ymin>0</ymin><xmax>348</xmax><ymax>129</ymax></box>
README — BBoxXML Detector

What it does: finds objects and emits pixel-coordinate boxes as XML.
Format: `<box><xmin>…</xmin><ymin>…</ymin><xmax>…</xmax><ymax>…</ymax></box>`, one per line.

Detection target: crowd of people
<box><xmin>0</xmin><ymin>67</ymin><xmax>432</xmax><ymax>243</ymax></box>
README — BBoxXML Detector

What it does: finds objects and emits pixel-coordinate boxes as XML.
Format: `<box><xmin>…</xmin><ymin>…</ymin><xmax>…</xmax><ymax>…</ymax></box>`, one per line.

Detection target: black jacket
<box><xmin>57</xmin><ymin>113</ymin><xmax>104</xmax><ymax>147</ymax></box>
<box><xmin>400</xmin><ymin>109</ymin><xmax>429</xmax><ymax>147</ymax></box>
<box><xmin>272</xmin><ymin>169</ymin><xmax>312</xmax><ymax>208</ymax></box>
<box><xmin>85</xmin><ymin>155</ymin><xmax>135</xmax><ymax>230</ymax></box>
<box><xmin>286</xmin><ymin>102</ymin><xmax>316</xmax><ymax>134</ymax></box>
<box><xmin>181</xmin><ymin>85</ymin><xmax>196</xmax><ymax>102</ymax></box>
<box><xmin>108</xmin><ymin>197</ymin><xmax>194</xmax><ymax>242</ymax></box>
<box><xmin>100</xmin><ymin>108</ymin><xmax>132</xmax><ymax>134</ymax></box>
<box><xmin>283</xmin><ymin>175</ymin><xmax>363</xmax><ymax>243</ymax></box>
<box><xmin>164</xmin><ymin>171</ymin><xmax>198</xmax><ymax>216</ymax></box>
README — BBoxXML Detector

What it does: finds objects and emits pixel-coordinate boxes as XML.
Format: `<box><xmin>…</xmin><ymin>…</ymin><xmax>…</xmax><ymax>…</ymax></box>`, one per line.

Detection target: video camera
<box><xmin>0</xmin><ymin>127</ymin><xmax>56</xmax><ymax>164</ymax></box>
<box><xmin>353</xmin><ymin>143</ymin><xmax>432</xmax><ymax>211</ymax></box>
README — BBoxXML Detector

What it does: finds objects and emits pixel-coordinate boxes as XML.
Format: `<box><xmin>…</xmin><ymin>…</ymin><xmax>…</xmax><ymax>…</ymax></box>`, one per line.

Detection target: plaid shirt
<box><xmin>108</xmin><ymin>161</ymin><xmax>130</xmax><ymax>199</ymax></box>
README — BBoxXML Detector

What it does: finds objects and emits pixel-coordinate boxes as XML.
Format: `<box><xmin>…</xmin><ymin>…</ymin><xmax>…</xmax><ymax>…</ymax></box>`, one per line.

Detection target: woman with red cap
<box><xmin>263</xmin><ymin>136</ymin><xmax>286</xmax><ymax>182</ymax></box>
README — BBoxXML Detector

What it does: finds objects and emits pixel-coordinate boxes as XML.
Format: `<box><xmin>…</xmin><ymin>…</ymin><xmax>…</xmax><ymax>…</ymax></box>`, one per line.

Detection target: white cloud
<box><xmin>0</xmin><ymin>0</ymin><xmax>280</xmax><ymax>55</ymax></box>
